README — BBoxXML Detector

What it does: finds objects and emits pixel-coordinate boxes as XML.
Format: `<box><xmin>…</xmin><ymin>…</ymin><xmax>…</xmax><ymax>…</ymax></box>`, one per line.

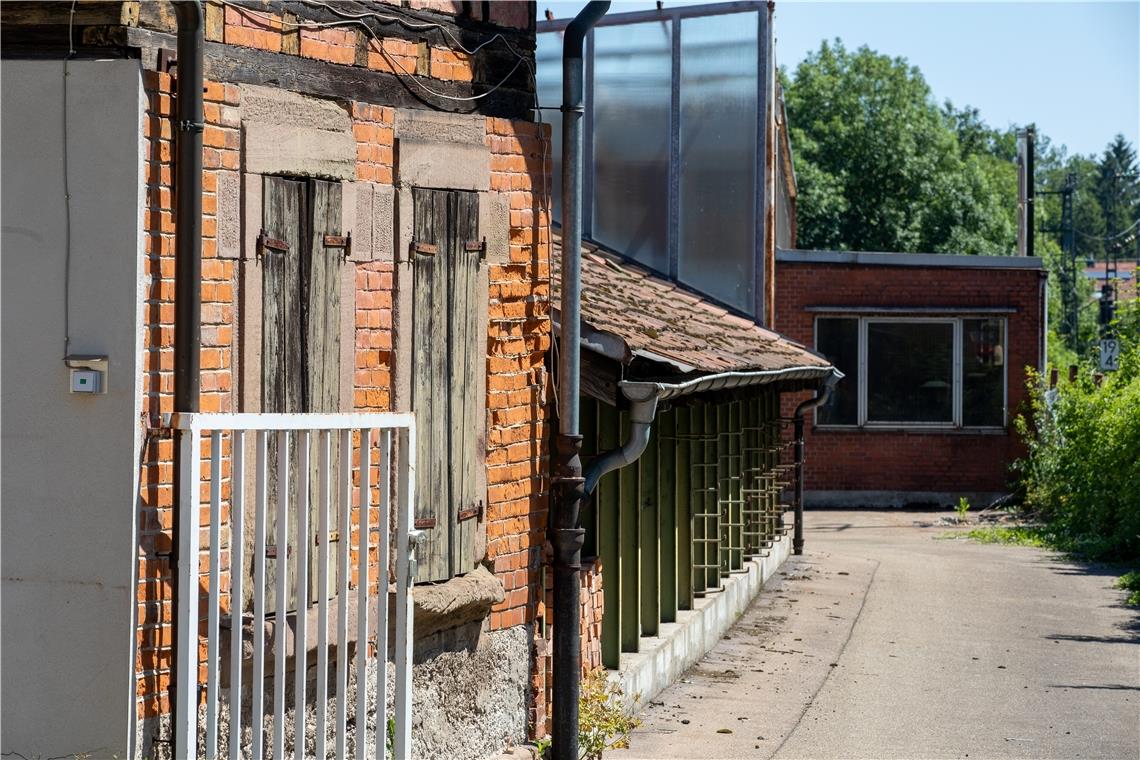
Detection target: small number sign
<box><xmin>1099</xmin><ymin>339</ymin><xmax>1121</xmax><ymax>371</ymax></box>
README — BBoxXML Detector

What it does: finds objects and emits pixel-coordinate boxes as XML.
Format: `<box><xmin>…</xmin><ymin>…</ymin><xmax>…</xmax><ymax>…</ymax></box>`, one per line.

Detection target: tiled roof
<box><xmin>552</xmin><ymin>235</ymin><xmax>831</xmax><ymax>378</ymax></box>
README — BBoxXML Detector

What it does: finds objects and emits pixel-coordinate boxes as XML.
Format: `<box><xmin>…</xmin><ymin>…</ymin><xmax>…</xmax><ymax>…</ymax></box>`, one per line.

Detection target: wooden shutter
<box><xmin>411</xmin><ymin>188</ymin><xmax>481</xmax><ymax>582</ymax></box>
<box><xmin>261</xmin><ymin>176</ymin><xmax>343</xmax><ymax>610</ymax></box>
<box><xmin>449</xmin><ymin>192</ymin><xmax>480</xmax><ymax>576</ymax></box>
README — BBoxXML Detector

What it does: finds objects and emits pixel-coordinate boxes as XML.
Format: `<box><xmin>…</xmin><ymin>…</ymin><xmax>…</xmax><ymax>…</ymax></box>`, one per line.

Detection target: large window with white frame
<box><xmin>815</xmin><ymin>316</ymin><xmax>1007</xmax><ymax>429</ymax></box>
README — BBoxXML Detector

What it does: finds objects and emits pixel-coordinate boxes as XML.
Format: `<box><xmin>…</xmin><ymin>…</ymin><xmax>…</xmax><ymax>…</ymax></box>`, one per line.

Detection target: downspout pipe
<box><xmin>551</xmin><ymin>4</ymin><xmax>608</xmax><ymax>760</ymax></box>
<box><xmin>583</xmin><ymin>387</ymin><xmax>658</xmax><ymax>495</ymax></box>
<box><xmin>791</xmin><ymin>371</ymin><xmax>841</xmax><ymax>554</ymax></box>
<box><xmin>170</xmin><ymin>0</ymin><xmax>204</xmax><ymax>741</ymax></box>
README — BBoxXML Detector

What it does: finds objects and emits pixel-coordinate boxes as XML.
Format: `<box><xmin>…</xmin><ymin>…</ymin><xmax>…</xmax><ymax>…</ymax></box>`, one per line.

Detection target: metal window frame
<box><xmin>812</xmin><ymin>316</ymin><xmax>1009</xmax><ymax>431</ymax></box>
<box><xmin>539</xmin><ymin>1</ymin><xmax>768</xmax><ymax>318</ymax></box>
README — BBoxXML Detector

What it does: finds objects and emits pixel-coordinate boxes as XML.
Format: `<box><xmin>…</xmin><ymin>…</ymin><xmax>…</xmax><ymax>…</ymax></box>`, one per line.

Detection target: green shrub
<box><xmin>578</xmin><ymin>669</ymin><xmax>640</xmax><ymax>760</ymax></box>
<box><xmin>1115</xmin><ymin>571</ymin><xmax>1140</xmax><ymax>606</ymax></box>
<box><xmin>1014</xmin><ymin>301</ymin><xmax>1140</xmax><ymax>561</ymax></box>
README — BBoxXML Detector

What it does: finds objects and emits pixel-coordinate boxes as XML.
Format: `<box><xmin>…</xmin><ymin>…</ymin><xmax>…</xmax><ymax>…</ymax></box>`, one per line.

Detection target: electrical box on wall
<box><xmin>65</xmin><ymin>355</ymin><xmax>108</xmax><ymax>394</ymax></box>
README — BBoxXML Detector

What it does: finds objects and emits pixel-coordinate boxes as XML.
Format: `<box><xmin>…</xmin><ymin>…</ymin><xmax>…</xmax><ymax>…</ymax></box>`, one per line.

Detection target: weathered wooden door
<box><xmin>411</xmin><ymin>188</ymin><xmax>481</xmax><ymax>582</ymax></box>
<box><xmin>261</xmin><ymin>175</ymin><xmax>343</xmax><ymax>611</ymax></box>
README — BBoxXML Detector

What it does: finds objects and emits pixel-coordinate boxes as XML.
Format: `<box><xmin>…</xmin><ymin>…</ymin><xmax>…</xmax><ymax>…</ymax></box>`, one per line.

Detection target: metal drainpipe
<box><xmin>583</xmin><ymin>387</ymin><xmax>658</xmax><ymax>495</ymax></box>
<box><xmin>791</xmin><ymin>373</ymin><xmax>840</xmax><ymax>554</ymax></box>
<box><xmin>551</xmin><ymin>4</ymin><xmax>609</xmax><ymax>759</ymax></box>
<box><xmin>169</xmin><ymin>0</ymin><xmax>204</xmax><ymax>735</ymax></box>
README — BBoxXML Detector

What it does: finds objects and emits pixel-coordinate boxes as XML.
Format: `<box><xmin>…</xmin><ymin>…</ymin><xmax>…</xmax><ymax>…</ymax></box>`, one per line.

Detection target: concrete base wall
<box><xmin>611</xmin><ymin>535</ymin><xmax>792</xmax><ymax>710</ymax></box>
<box><xmin>805</xmin><ymin>490</ymin><xmax>1008</xmax><ymax>509</ymax></box>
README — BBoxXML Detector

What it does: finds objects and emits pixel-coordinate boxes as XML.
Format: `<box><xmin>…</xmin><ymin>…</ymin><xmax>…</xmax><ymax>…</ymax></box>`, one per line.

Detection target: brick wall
<box><xmin>775</xmin><ymin>259</ymin><xmax>1046</xmax><ymax>496</ymax></box>
<box><xmin>134</xmin><ymin>13</ymin><xmax>554</xmax><ymax>736</ymax></box>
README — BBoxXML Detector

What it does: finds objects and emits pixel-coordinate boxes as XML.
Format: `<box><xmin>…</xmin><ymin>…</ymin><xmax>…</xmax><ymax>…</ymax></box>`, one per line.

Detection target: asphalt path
<box><xmin>610</xmin><ymin>510</ymin><xmax>1140</xmax><ymax>760</ymax></box>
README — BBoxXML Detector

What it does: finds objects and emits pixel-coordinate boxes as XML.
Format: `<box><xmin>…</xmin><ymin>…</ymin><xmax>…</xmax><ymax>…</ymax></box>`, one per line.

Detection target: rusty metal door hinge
<box><xmin>457</xmin><ymin>500</ymin><xmax>484</xmax><ymax>522</ymax></box>
<box><xmin>414</xmin><ymin>517</ymin><xmax>437</xmax><ymax>529</ymax></box>
<box><xmin>256</xmin><ymin>229</ymin><xmax>289</xmax><ymax>261</ymax></box>
<box><xmin>465</xmin><ymin>238</ymin><xmax>487</xmax><ymax>262</ymax></box>
<box><xmin>323</xmin><ymin>232</ymin><xmax>351</xmax><ymax>261</ymax></box>
<box><xmin>411</xmin><ymin>241</ymin><xmax>439</xmax><ymax>258</ymax></box>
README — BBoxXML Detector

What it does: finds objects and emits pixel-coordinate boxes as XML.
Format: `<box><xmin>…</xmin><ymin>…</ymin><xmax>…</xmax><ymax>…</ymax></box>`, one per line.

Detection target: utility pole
<box><xmin>1018</xmin><ymin>126</ymin><xmax>1036</xmax><ymax>257</ymax></box>
<box><xmin>1061</xmin><ymin>173</ymin><xmax>1077</xmax><ymax>344</ymax></box>
<box><xmin>1039</xmin><ymin>172</ymin><xmax>1078</xmax><ymax>349</ymax></box>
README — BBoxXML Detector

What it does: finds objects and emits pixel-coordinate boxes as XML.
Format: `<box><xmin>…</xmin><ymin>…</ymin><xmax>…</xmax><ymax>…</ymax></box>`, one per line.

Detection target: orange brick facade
<box><xmin>132</xmin><ymin>1</ymin><xmax>566</xmax><ymax>741</ymax></box>
<box><xmin>775</xmin><ymin>258</ymin><xmax>1047</xmax><ymax>497</ymax></box>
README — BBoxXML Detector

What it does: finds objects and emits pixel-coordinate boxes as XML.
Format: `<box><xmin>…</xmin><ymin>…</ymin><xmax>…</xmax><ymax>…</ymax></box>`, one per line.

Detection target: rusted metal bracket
<box><xmin>411</xmin><ymin>240</ymin><xmax>438</xmax><ymax>258</ymax></box>
<box><xmin>414</xmin><ymin>517</ymin><xmax>437</xmax><ymax>530</ymax></box>
<box><xmin>323</xmin><ymin>232</ymin><xmax>352</xmax><ymax>261</ymax></box>
<box><xmin>256</xmin><ymin>229</ymin><xmax>289</xmax><ymax>261</ymax></box>
<box><xmin>457</xmin><ymin>500</ymin><xmax>484</xmax><ymax>522</ymax></box>
<box><xmin>464</xmin><ymin>238</ymin><xmax>487</xmax><ymax>263</ymax></box>
<box><xmin>265</xmin><ymin>544</ymin><xmax>292</xmax><ymax>559</ymax></box>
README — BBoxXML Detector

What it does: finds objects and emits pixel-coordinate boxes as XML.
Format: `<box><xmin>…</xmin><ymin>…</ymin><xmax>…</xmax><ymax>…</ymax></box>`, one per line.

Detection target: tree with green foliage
<box><xmin>782</xmin><ymin>40</ymin><xmax>1017</xmax><ymax>255</ymax></box>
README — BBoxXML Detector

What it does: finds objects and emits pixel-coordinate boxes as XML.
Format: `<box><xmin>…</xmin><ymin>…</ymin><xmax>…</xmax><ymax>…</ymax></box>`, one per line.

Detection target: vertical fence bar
<box><xmin>251</xmin><ymin>431</ymin><xmax>268</xmax><ymax>759</ymax></box>
<box><xmin>393</xmin><ymin>425</ymin><xmax>416</xmax><ymax>760</ymax></box>
<box><xmin>206</xmin><ymin>430</ymin><xmax>223</xmax><ymax>758</ymax></box>
<box><xmin>174</xmin><ymin>425</ymin><xmax>203</xmax><ymax>759</ymax></box>
<box><xmin>375</xmin><ymin>429</ymin><xmax>392</xmax><ymax>760</ymax></box>
<box><xmin>356</xmin><ymin>428</ymin><xmax>373</xmax><ymax>760</ymax></box>
<box><xmin>336</xmin><ymin>429</ymin><xmax>352</xmax><ymax>759</ymax></box>
<box><xmin>229</xmin><ymin>431</ymin><xmax>245</xmax><ymax>760</ymax></box>
<box><xmin>316</xmin><ymin>430</ymin><xmax>331</xmax><ymax>760</ymax></box>
<box><xmin>295</xmin><ymin>430</ymin><xmax>311</xmax><ymax>760</ymax></box>
<box><xmin>674</xmin><ymin>406</ymin><xmax>693</xmax><ymax>610</ymax></box>
<box><xmin>273</xmin><ymin>430</ymin><xmax>290</xmax><ymax>760</ymax></box>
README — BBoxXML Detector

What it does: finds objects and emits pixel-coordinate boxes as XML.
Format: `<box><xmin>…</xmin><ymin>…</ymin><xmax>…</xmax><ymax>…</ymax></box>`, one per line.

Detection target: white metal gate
<box><xmin>170</xmin><ymin>413</ymin><xmax>418</xmax><ymax>759</ymax></box>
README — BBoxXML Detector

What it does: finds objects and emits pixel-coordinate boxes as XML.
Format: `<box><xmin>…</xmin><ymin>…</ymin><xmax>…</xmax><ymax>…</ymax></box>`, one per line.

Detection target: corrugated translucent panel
<box><xmin>593</xmin><ymin>21</ymin><xmax>671</xmax><ymax>271</ymax></box>
<box><xmin>678</xmin><ymin>13</ymin><xmax>758</xmax><ymax>312</ymax></box>
<box><xmin>536</xmin><ymin>32</ymin><xmax>563</xmax><ymax>224</ymax></box>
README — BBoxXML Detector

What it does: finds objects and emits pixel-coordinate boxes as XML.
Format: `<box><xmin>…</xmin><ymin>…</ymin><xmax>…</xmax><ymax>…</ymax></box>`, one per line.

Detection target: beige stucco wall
<box><xmin>1</xmin><ymin>58</ymin><xmax>145</xmax><ymax>757</ymax></box>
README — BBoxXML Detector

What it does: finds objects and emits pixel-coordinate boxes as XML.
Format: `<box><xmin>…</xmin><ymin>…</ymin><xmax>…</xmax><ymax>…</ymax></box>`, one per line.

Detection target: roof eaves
<box><xmin>622</xmin><ymin>366</ymin><xmax>843</xmax><ymax>402</ymax></box>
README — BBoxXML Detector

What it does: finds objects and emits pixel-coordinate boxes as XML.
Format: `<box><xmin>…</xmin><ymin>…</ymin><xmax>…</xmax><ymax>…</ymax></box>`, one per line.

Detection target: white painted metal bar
<box><xmin>336</xmin><ymin>428</ymin><xmax>352</xmax><ymax>760</ymax></box>
<box><xmin>229</xmin><ymin>431</ymin><xmax>245</xmax><ymax>760</ymax></box>
<box><xmin>174</xmin><ymin>427</ymin><xmax>202</xmax><ymax>759</ymax></box>
<box><xmin>374</xmin><ymin>430</ymin><xmax>392</xmax><ymax>760</ymax></box>
<box><xmin>171</xmin><ymin>414</ymin><xmax>415</xmax><ymax>760</ymax></box>
<box><xmin>251</xmin><ymin>431</ymin><xmax>268</xmax><ymax>760</ymax></box>
<box><xmin>356</xmin><ymin>428</ymin><xmax>373</xmax><ymax>760</ymax></box>
<box><xmin>274</xmin><ymin>430</ymin><xmax>290</xmax><ymax>760</ymax></box>
<box><xmin>316</xmin><ymin>430</ymin><xmax>331</xmax><ymax>760</ymax></box>
<box><xmin>171</xmin><ymin>412</ymin><xmax>416</xmax><ymax>432</ymax></box>
<box><xmin>393</xmin><ymin>426</ymin><xmax>416</xmax><ymax>759</ymax></box>
<box><xmin>206</xmin><ymin>430</ymin><xmax>223</xmax><ymax>758</ymax></box>
<box><xmin>295</xmin><ymin>430</ymin><xmax>311</xmax><ymax>760</ymax></box>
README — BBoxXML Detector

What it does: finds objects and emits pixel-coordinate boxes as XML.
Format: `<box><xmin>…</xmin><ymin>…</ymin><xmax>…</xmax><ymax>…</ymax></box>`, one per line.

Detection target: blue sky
<box><xmin>538</xmin><ymin>1</ymin><xmax>1140</xmax><ymax>159</ymax></box>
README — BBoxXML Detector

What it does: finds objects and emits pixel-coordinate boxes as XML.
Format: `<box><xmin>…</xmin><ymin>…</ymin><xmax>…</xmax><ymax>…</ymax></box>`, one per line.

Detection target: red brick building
<box><xmin>776</xmin><ymin>250</ymin><xmax>1047</xmax><ymax>507</ymax></box>
<box><xmin>2</xmin><ymin>2</ymin><xmax>558</xmax><ymax>758</ymax></box>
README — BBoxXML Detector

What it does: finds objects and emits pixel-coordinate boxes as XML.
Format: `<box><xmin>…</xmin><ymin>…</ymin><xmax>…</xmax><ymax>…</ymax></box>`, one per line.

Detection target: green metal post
<box><xmin>598</xmin><ymin>402</ymin><xmax>621</xmax><ymax>669</ymax></box>
<box><xmin>618</xmin><ymin>411</ymin><xmax>640</xmax><ymax>653</ymax></box>
<box><xmin>658</xmin><ymin>409</ymin><xmax>677</xmax><ymax>621</ymax></box>
<box><xmin>675</xmin><ymin>407</ymin><xmax>693</xmax><ymax>610</ymax></box>
<box><xmin>639</xmin><ymin>421</ymin><xmax>659</xmax><ymax>637</ymax></box>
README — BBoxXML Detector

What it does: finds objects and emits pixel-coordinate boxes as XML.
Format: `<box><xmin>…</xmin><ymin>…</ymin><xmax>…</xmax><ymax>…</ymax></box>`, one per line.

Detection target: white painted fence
<box><xmin>171</xmin><ymin>413</ymin><xmax>418</xmax><ymax>759</ymax></box>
